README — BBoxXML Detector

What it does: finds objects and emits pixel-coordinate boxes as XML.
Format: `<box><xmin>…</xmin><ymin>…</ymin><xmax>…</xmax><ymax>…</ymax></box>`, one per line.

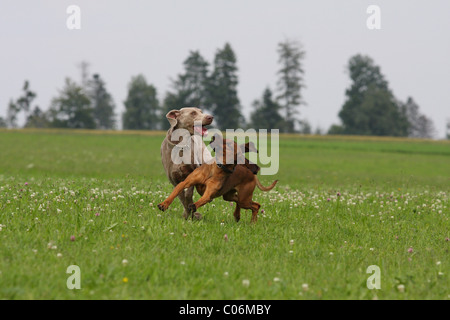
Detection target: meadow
<box><xmin>0</xmin><ymin>129</ymin><xmax>448</xmax><ymax>299</ymax></box>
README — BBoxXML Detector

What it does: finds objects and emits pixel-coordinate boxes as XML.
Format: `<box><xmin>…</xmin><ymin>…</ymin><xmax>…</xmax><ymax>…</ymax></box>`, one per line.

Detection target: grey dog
<box><xmin>160</xmin><ymin>107</ymin><xmax>214</xmax><ymax>219</ymax></box>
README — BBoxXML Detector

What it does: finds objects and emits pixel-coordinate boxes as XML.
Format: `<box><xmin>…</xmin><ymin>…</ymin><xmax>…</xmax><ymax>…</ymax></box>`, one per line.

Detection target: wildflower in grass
<box><xmin>224</xmin><ymin>234</ymin><xmax>228</xmax><ymax>241</ymax></box>
<box><xmin>289</xmin><ymin>240</ymin><xmax>294</xmax><ymax>245</ymax></box>
<box><xmin>25</xmin><ymin>182</ymin><xmax>28</xmax><ymax>186</ymax></box>
<box><xmin>48</xmin><ymin>242</ymin><xmax>57</xmax><ymax>250</ymax></box>
<box><xmin>70</xmin><ymin>235</ymin><xmax>75</xmax><ymax>242</ymax></box>
<box><xmin>261</xmin><ymin>209</ymin><xmax>265</xmax><ymax>214</ymax></box>
<box><xmin>224</xmin><ymin>272</ymin><xmax>229</xmax><ymax>277</ymax></box>
<box><xmin>95</xmin><ymin>212</ymin><xmax>100</xmax><ymax>216</ymax></box>
<box><xmin>57</xmin><ymin>253</ymin><xmax>62</xmax><ymax>258</ymax></box>
<box><xmin>337</xmin><ymin>192</ymin><xmax>341</xmax><ymax>197</ymax></box>
<box><xmin>408</xmin><ymin>247</ymin><xmax>414</xmax><ymax>253</ymax></box>
<box><xmin>242</xmin><ymin>279</ymin><xmax>250</xmax><ymax>287</ymax></box>
<box><xmin>302</xmin><ymin>283</ymin><xmax>309</xmax><ymax>292</ymax></box>
<box><xmin>327</xmin><ymin>198</ymin><xmax>331</xmax><ymax>202</ymax></box>
<box><xmin>122</xmin><ymin>277</ymin><xmax>128</xmax><ymax>283</ymax></box>
<box><xmin>397</xmin><ymin>284</ymin><xmax>405</xmax><ymax>293</ymax></box>
<box><xmin>122</xmin><ymin>259</ymin><xmax>128</xmax><ymax>266</ymax></box>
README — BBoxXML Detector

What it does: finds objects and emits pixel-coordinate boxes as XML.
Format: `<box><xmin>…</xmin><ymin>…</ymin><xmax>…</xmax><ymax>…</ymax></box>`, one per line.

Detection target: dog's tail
<box><xmin>255</xmin><ymin>177</ymin><xmax>278</xmax><ymax>192</ymax></box>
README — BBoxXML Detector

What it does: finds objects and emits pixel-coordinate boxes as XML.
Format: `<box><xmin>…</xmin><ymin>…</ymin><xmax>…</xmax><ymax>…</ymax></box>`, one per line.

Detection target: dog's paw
<box><xmin>157</xmin><ymin>203</ymin><xmax>168</xmax><ymax>211</ymax></box>
<box><xmin>188</xmin><ymin>203</ymin><xmax>197</xmax><ymax>213</ymax></box>
<box><xmin>193</xmin><ymin>212</ymin><xmax>202</xmax><ymax>220</ymax></box>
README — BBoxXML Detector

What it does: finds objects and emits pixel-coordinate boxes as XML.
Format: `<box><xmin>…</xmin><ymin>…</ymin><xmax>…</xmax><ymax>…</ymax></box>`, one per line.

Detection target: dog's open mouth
<box><xmin>194</xmin><ymin>125</ymin><xmax>208</xmax><ymax>136</ymax></box>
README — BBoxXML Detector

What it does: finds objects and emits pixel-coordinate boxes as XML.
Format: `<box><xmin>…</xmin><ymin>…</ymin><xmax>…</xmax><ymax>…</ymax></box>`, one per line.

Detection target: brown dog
<box><xmin>158</xmin><ymin>135</ymin><xmax>278</xmax><ymax>222</ymax></box>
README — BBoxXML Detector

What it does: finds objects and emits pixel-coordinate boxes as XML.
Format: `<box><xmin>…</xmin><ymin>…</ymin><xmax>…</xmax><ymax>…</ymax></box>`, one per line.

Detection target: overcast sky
<box><xmin>1</xmin><ymin>0</ymin><xmax>449</xmax><ymax>137</ymax></box>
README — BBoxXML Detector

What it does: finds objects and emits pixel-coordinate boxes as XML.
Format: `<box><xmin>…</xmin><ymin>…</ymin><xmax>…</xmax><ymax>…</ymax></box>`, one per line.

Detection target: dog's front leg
<box><xmin>188</xmin><ymin>182</ymin><xmax>221</xmax><ymax>214</ymax></box>
<box><xmin>158</xmin><ymin>170</ymin><xmax>204</xmax><ymax>214</ymax></box>
<box><xmin>158</xmin><ymin>179</ymin><xmax>194</xmax><ymax>212</ymax></box>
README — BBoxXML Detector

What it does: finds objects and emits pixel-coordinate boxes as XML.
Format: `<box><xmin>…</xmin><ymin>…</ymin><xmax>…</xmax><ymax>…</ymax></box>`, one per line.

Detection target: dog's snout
<box><xmin>205</xmin><ymin>115</ymin><xmax>213</xmax><ymax>122</ymax></box>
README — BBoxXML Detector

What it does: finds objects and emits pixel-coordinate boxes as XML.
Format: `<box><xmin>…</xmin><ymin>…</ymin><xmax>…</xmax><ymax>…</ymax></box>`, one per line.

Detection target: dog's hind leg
<box><xmin>223</xmin><ymin>191</ymin><xmax>241</xmax><ymax>222</ymax></box>
<box><xmin>250</xmin><ymin>201</ymin><xmax>261</xmax><ymax>223</ymax></box>
<box><xmin>177</xmin><ymin>189</ymin><xmax>192</xmax><ymax>219</ymax></box>
<box><xmin>182</xmin><ymin>186</ymin><xmax>200</xmax><ymax>219</ymax></box>
<box><xmin>235</xmin><ymin>185</ymin><xmax>260</xmax><ymax>223</ymax></box>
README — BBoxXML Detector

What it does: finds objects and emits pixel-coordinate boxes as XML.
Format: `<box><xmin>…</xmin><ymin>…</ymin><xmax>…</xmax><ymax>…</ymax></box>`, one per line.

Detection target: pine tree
<box><xmin>48</xmin><ymin>78</ymin><xmax>95</xmax><ymax>129</ymax></box>
<box><xmin>7</xmin><ymin>80</ymin><xmax>37</xmax><ymax>128</ymax></box>
<box><xmin>24</xmin><ymin>107</ymin><xmax>49</xmax><ymax>128</ymax></box>
<box><xmin>338</xmin><ymin>54</ymin><xmax>408</xmax><ymax>136</ymax></box>
<box><xmin>208</xmin><ymin>43</ymin><xmax>244</xmax><ymax>130</ymax></box>
<box><xmin>250</xmin><ymin>87</ymin><xmax>283</xmax><ymax>130</ymax></box>
<box><xmin>122</xmin><ymin>75</ymin><xmax>160</xmax><ymax>130</ymax></box>
<box><xmin>447</xmin><ymin>119</ymin><xmax>450</xmax><ymax>139</ymax></box>
<box><xmin>161</xmin><ymin>51</ymin><xmax>210</xmax><ymax>129</ymax></box>
<box><xmin>87</xmin><ymin>74</ymin><xmax>116</xmax><ymax>129</ymax></box>
<box><xmin>276</xmin><ymin>40</ymin><xmax>306</xmax><ymax>133</ymax></box>
<box><xmin>403</xmin><ymin>97</ymin><xmax>435</xmax><ymax>138</ymax></box>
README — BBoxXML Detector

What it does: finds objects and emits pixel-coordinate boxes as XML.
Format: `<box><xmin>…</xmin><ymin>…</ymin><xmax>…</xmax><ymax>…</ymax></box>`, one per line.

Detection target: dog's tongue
<box><xmin>194</xmin><ymin>126</ymin><xmax>208</xmax><ymax>136</ymax></box>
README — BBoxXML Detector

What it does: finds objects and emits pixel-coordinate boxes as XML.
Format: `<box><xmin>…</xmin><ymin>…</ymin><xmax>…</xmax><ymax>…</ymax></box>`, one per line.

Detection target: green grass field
<box><xmin>0</xmin><ymin>129</ymin><xmax>449</xmax><ymax>299</ymax></box>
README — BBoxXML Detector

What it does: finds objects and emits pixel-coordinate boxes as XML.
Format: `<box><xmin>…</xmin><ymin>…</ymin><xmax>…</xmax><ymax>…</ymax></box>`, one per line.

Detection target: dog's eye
<box><xmin>191</xmin><ymin>111</ymin><xmax>197</xmax><ymax>115</ymax></box>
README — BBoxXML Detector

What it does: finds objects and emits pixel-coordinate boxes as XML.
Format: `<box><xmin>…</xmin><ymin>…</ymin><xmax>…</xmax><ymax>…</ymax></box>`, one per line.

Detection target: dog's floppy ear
<box><xmin>209</xmin><ymin>133</ymin><xmax>222</xmax><ymax>152</ymax></box>
<box><xmin>240</xmin><ymin>141</ymin><xmax>258</xmax><ymax>153</ymax></box>
<box><xmin>246</xmin><ymin>161</ymin><xmax>260</xmax><ymax>175</ymax></box>
<box><xmin>209</xmin><ymin>133</ymin><xmax>222</xmax><ymax>145</ymax></box>
<box><xmin>166</xmin><ymin>110</ymin><xmax>180</xmax><ymax>128</ymax></box>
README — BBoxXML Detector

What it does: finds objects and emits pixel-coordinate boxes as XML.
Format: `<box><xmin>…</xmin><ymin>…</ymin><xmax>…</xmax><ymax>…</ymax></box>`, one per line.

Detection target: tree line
<box><xmin>0</xmin><ymin>41</ymin><xmax>444</xmax><ymax>139</ymax></box>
